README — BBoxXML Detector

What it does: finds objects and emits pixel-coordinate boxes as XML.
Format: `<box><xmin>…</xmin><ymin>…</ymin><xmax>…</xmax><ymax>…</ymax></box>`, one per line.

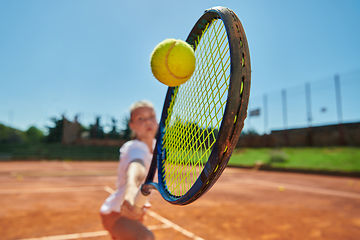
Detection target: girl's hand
<box><xmin>120</xmin><ymin>199</ymin><xmax>146</xmax><ymax>221</ymax></box>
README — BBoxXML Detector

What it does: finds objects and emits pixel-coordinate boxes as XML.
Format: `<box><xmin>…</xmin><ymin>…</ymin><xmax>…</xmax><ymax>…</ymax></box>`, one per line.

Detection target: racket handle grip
<box><xmin>134</xmin><ymin>187</ymin><xmax>148</xmax><ymax>209</ymax></box>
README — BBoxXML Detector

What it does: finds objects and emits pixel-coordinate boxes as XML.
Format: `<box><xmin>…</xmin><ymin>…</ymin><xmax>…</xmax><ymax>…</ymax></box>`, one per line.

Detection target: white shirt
<box><xmin>100</xmin><ymin>139</ymin><xmax>155</xmax><ymax>214</ymax></box>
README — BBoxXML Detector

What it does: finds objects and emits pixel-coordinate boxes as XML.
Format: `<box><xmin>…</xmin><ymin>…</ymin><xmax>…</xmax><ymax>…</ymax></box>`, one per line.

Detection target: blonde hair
<box><xmin>129</xmin><ymin>100</ymin><xmax>155</xmax><ymax>120</ymax></box>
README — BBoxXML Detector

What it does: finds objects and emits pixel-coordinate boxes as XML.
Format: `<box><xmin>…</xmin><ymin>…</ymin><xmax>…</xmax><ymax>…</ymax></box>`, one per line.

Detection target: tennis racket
<box><xmin>135</xmin><ymin>6</ymin><xmax>251</xmax><ymax>206</ymax></box>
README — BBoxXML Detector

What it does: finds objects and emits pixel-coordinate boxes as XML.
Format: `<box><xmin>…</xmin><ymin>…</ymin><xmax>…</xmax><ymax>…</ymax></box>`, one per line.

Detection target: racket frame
<box><xmin>140</xmin><ymin>6</ymin><xmax>251</xmax><ymax>205</ymax></box>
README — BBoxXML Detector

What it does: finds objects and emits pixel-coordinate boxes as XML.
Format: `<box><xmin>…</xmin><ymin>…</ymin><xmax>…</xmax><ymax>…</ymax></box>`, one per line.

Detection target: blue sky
<box><xmin>1</xmin><ymin>0</ymin><xmax>360</xmax><ymax>134</ymax></box>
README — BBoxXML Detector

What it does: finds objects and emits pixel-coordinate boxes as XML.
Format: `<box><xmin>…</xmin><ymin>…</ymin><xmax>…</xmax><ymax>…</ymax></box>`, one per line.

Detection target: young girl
<box><xmin>100</xmin><ymin>100</ymin><xmax>158</xmax><ymax>240</ymax></box>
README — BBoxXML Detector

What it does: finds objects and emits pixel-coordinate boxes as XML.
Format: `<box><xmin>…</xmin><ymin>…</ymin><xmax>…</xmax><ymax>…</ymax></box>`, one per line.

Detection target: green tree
<box><xmin>120</xmin><ymin>116</ymin><xmax>132</xmax><ymax>140</ymax></box>
<box><xmin>0</xmin><ymin>123</ymin><xmax>8</xmax><ymax>142</ymax></box>
<box><xmin>89</xmin><ymin>116</ymin><xmax>105</xmax><ymax>139</ymax></box>
<box><xmin>46</xmin><ymin>117</ymin><xmax>64</xmax><ymax>143</ymax></box>
<box><xmin>0</xmin><ymin>123</ymin><xmax>26</xmax><ymax>143</ymax></box>
<box><xmin>108</xmin><ymin>117</ymin><xmax>120</xmax><ymax>139</ymax></box>
<box><xmin>25</xmin><ymin>126</ymin><xmax>44</xmax><ymax>143</ymax></box>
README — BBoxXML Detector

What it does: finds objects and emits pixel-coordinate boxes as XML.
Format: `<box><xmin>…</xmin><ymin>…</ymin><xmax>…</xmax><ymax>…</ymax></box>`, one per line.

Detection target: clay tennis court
<box><xmin>1</xmin><ymin>161</ymin><xmax>359</xmax><ymax>240</ymax></box>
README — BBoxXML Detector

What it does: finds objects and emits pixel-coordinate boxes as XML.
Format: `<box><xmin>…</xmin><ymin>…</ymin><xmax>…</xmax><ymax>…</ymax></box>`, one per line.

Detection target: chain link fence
<box><xmin>243</xmin><ymin>69</ymin><xmax>360</xmax><ymax>135</ymax></box>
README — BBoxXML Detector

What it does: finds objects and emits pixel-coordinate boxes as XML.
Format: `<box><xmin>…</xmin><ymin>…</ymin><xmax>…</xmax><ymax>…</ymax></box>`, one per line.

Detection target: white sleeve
<box><xmin>119</xmin><ymin>143</ymin><xmax>148</xmax><ymax>170</ymax></box>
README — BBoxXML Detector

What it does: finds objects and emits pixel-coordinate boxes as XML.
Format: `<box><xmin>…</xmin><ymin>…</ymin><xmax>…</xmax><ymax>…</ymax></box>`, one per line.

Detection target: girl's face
<box><xmin>129</xmin><ymin>106</ymin><xmax>158</xmax><ymax>141</ymax></box>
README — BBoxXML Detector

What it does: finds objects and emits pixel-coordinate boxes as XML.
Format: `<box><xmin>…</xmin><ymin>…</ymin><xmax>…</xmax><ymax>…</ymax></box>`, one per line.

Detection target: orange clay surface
<box><xmin>0</xmin><ymin>161</ymin><xmax>360</xmax><ymax>240</ymax></box>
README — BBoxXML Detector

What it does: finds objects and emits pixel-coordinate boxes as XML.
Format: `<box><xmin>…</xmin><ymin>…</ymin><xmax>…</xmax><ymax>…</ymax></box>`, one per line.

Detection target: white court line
<box><xmin>148</xmin><ymin>224</ymin><xmax>171</xmax><ymax>231</ymax></box>
<box><xmin>10</xmin><ymin>171</ymin><xmax>117</xmax><ymax>177</ymax></box>
<box><xmin>147</xmin><ymin>210</ymin><xmax>204</xmax><ymax>240</ymax></box>
<box><xmin>104</xmin><ymin>186</ymin><xmax>205</xmax><ymax>240</ymax></box>
<box><xmin>21</xmin><ymin>230</ymin><xmax>108</xmax><ymax>240</ymax></box>
<box><xmin>61</xmin><ymin>162</ymin><xmax>73</xmax><ymax>170</ymax></box>
<box><xmin>238</xmin><ymin>179</ymin><xmax>360</xmax><ymax>199</ymax></box>
<box><xmin>0</xmin><ymin>186</ymin><xmax>106</xmax><ymax>194</ymax></box>
<box><xmin>20</xmin><ymin>225</ymin><xmax>171</xmax><ymax>240</ymax></box>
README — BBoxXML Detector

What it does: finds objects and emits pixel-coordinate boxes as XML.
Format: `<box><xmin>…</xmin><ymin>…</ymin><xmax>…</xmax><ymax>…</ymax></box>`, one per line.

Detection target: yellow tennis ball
<box><xmin>150</xmin><ymin>39</ymin><xmax>196</xmax><ymax>87</ymax></box>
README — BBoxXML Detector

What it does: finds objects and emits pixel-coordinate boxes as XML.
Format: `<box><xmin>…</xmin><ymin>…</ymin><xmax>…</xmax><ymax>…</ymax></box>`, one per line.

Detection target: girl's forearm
<box><xmin>124</xmin><ymin>160</ymin><xmax>146</xmax><ymax>203</ymax></box>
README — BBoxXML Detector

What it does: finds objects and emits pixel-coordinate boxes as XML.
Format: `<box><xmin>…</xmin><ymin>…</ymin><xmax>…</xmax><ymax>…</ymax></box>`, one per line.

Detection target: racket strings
<box><xmin>164</xmin><ymin>28</ymin><xmax>229</xmax><ymax>195</ymax></box>
<box><xmin>172</xmin><ymin>20</ymin><xmax>229</xmax><ymax>193</ymax></box>
<box><xmin>162</xmin><ymin>18</ymin><xmax>231</xmax><ymax>197</ymax></box>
